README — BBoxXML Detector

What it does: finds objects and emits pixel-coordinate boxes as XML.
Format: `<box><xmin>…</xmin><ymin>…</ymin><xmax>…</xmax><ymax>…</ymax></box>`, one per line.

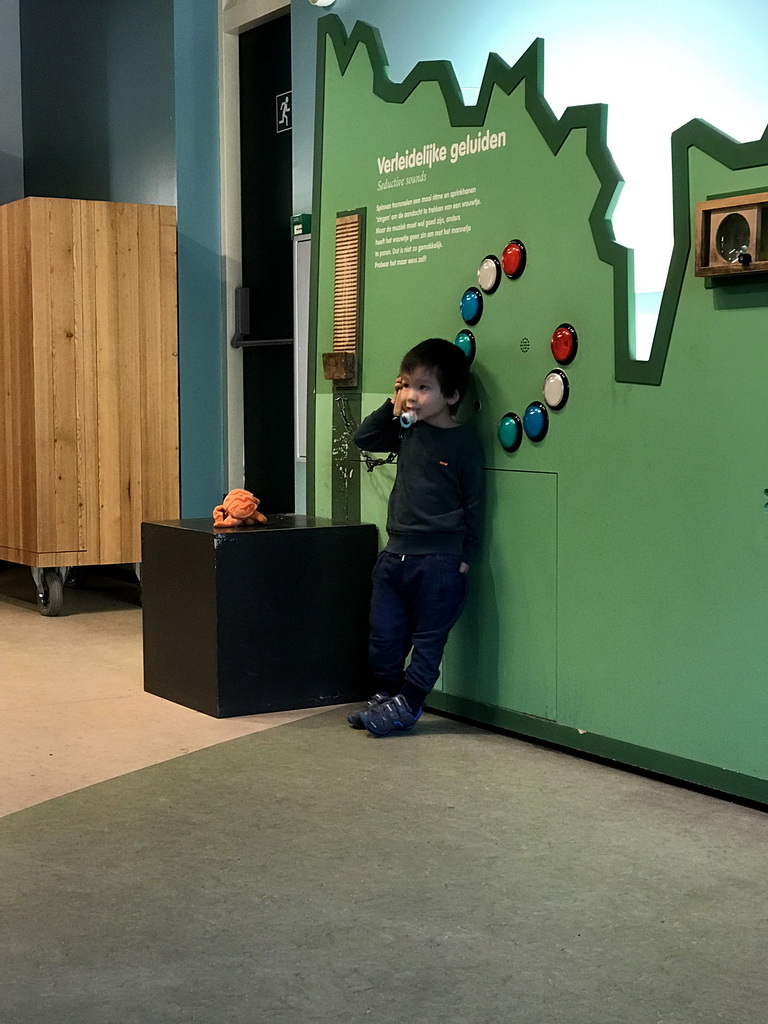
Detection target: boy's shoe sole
<box><xmin>360</xmin><ymin>694</ymin><xmax>422</xmax><ymax>737</ymax></box>
<box><xmin>347</xmin><ymin>692</ymin><xmax>391</xmax><ymax>729</ymax></box>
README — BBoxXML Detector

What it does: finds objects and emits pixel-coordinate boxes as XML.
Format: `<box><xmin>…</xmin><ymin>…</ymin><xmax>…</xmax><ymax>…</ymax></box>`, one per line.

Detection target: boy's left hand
<box><xmin>459</xmin><ymin>562</ymin><xmax>469</xmax><ymax>574</ymax></box>
<box><xmin>392</xmin><ymin>376</ymin><xmax>405</xmax><ymax>418</ymax></box>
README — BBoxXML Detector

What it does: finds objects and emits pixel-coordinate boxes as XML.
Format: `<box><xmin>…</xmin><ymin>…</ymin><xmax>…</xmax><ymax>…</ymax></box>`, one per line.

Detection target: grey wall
<box><xmin>173</xmin><ymin>0</ymin><xmax>226</xmax><ymax>516</ymax></box>
<box><xmin>0</xmin><ymin>0</ymin><xmax>23</xmax><ymax>205</ymax></box>
<box><xmin>20</xmin><ymin>0</ymin><xmax>175</xmax><ymax>204</ymax></box>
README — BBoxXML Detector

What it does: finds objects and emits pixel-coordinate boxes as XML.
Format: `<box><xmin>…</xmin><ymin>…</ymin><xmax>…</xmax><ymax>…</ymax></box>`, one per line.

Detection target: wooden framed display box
<box><xmin>0</xmin><ymin>197</ymin><xmax>180</xmax><ymax>572</ymax></box>
<box><xmin>695</xmin><ymin>190</ymin><xmax>768</xmax><ymax>276</ymax></box>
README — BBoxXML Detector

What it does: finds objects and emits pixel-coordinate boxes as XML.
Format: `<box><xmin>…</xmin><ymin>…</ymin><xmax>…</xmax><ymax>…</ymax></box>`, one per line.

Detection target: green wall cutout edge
<box><xmin>641</xmin><ymin>118</ymin><xmax>768</xmax><ymax>385</ymax></box>
<box><xmin>312</xmin><ymin>16</ymin><xmax>635</xmax><ymax>385</ymax></box>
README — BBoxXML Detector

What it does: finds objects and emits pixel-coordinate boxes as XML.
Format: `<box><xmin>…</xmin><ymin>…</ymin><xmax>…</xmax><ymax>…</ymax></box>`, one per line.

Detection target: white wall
<box><xmin>219</xmin><ymin>0</ymin><xmax>291</xmax><ymax>492</ymax></box>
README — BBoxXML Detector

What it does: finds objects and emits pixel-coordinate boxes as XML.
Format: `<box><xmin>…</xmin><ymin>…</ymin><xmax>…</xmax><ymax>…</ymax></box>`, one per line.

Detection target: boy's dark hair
<box><xmin>400</xmin><ymin>338</ymin><xmax>470</xmax><ymax>411</ymax></box>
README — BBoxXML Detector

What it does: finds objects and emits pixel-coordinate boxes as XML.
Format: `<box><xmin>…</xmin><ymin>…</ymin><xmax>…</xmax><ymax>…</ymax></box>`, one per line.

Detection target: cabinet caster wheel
<box><xmin>37</xmin><ymin>570</ymin><xmax>64</xmax><ymax>617</ymax></box>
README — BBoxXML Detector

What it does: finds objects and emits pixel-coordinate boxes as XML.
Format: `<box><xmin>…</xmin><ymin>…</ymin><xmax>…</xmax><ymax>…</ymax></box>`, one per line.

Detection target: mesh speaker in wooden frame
<box><xmin>322</xmin><ymin>211</ymin><xmax>364</xmax><ymax>387</ymax></box>
<box><xmin>695</xmin><ymin>191</ymin><xmax>768</xmax><ymax>277</ymax></box>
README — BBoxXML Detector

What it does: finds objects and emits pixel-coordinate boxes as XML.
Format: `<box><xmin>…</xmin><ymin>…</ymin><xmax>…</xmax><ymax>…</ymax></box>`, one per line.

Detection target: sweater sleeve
<box><xmin>353</xmin><ymin>399</ymin><xmax>402</xmax><ymax>453</ymax></box>
<box><xmin>460</xmin><ymin>433</ymin><xmax>485</xmax><ymax>565</ymax></box>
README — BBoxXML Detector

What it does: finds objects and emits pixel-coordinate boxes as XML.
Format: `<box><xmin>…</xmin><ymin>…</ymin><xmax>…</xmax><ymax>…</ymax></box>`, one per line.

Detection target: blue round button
<box><xmin>454</xmin><ymin>330</ymin><xmax>476</xmax><ymax>364</ymax></box>
<box><xmin>460</xmin><ymin>287</ymin><xmax>483</xmax><ymax>326</ymax></box>
<box><xmin>523</xmin><ymin>401</ymin><xmax>549</xmax><ymax>442</ymax></box>
<box><xmin>498</xmin><ymin>412</ymin><xmax>522</xmax><ymax>452</ymax></box>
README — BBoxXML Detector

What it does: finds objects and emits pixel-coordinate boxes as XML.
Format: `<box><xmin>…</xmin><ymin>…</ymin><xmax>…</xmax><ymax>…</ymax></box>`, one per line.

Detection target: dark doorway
<box><xmin>239</xmin><ymin>13</ymin><xmax>295</xmax><ymax>513</ymax></box>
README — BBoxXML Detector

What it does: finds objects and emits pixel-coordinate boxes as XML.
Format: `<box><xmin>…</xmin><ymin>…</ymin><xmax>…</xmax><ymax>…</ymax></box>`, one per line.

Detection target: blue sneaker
<box><xmin>360</xmin><ymin>694</ymin><xmax>422</xmax><ymax>737</ymax></box>
<box><xmin>347</xmin><ymin>692</ymin><xmax>391</xmax><ymax>729</ymax></box>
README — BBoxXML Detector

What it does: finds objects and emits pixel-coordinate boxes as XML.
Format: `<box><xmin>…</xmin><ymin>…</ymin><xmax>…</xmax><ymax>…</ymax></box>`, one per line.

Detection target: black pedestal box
<box><xmin>141</xmin><ymin>516</ymin><xmax>378</xmax><ymax>717</ymax></box>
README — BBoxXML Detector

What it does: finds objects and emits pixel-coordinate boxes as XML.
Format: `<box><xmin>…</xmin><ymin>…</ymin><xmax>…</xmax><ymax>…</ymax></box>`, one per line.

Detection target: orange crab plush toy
<box><xmin>213</xmin><ymin>488</ymin><xmax>267</xmax><ymax>528</ymax></box>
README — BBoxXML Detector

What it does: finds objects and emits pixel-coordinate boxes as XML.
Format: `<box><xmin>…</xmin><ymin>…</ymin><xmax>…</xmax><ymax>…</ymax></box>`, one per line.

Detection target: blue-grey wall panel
<box><xmin>20</xmin><ymin>0</ymin><xmax>175</xmax><ymax>205</ymax></box>
<box><xmin>173</xmin><ymin>0</ymin><xmax>226</xmax><ymax>516</ymax></box>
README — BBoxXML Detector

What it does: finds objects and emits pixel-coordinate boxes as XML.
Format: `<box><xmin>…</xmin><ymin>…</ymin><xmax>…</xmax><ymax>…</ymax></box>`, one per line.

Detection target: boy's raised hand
<box><xmin>392</xmin><ymin>376</ymin><xmax>405</xmax><ymax>418</ymax></box>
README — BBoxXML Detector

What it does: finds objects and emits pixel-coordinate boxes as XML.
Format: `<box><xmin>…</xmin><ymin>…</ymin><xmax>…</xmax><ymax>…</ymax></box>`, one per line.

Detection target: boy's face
<box><xmin>399</xmin><ymin>365</ymin><xmax>459</xmax><ymax>428</ymax></box>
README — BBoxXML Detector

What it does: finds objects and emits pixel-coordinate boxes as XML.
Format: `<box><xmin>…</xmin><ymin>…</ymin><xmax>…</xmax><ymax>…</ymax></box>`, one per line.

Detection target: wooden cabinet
<box><xmin>0</xmin><ymin>197</ymin><xmax>179</xmax><ymax>569</ymax></box>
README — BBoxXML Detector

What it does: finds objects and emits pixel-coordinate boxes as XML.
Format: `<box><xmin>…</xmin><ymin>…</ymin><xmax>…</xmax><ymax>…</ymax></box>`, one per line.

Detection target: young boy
<box><xmin>348</xmin><ymin>338</ymin><xmax>484</xmax><ymax>737</ymax></box>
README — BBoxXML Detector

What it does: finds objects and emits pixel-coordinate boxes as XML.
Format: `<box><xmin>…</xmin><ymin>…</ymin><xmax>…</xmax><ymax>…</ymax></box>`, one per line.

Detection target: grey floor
<box><xmin>2</xmin><ymin>699</ymin><xmax>767</xmax><ymax>1024</ymax></box>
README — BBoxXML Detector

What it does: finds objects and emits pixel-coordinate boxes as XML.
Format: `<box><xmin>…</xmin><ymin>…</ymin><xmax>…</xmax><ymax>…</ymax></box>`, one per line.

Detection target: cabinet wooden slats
<box><xmin>0</xmin><ymin>197</ymin><xmax>179</xmax><ymax>568</ymax></box>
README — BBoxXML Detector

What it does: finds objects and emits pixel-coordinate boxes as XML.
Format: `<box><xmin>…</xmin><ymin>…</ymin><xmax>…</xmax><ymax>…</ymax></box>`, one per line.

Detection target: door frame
<box><xmin>218</xmin><ymin>0</ymin><xmax>289</xmax><ymax>488</ymax></box>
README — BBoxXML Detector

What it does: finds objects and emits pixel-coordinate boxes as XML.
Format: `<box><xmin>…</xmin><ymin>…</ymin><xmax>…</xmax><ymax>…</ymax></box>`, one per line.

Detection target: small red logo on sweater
<box><xmin>439</xmin><ymin>460</ymin><xmax>448</xmax><ymax>466</ymax></box>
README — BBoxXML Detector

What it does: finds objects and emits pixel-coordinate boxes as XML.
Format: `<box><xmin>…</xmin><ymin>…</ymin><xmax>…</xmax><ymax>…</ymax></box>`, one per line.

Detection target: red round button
<box><xmin>501</xmin><ymin>240</ymin><xmax>526</xmax><ymax>279</ymax></box>
<box><xmin>550</xmin><ymin>323</ymin><xmax>578</xmax><ymax>364</ymax></box>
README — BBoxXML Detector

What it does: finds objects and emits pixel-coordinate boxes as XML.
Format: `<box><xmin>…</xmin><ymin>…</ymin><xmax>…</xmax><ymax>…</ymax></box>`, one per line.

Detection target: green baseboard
<box><xmin>426</xmin><ymin>691</ymin><xmax>768</xmax><ymax>808</ymax></box>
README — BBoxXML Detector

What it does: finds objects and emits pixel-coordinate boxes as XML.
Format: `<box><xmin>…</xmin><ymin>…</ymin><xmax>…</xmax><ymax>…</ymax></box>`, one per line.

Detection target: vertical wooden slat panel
<box><xmin>31</xmin><ymin>198</ymin><xmax>82</xmax><ymax>554</ymax></box>
<box><xmin>115</xmin><ymin>203</ymin><xmax>141</xmax><ymax>560</ymax></box>
<box><xmin>0</xmin><ymin>200</ymin><xmax>36</xmax><ymax>558</ymax></box>
<box><xmin>157</xmin><ymin>204</ymin><xmax>180</xmax><ymax>518</ymax></box>
<box><xmin>93</xmin><ymin>201</ymin><xmax>123</xmax><ymax>562</ymax></box>
<box><xmin>137</xmin><ymin>204</ymin><xmax>162</xmax><ymax>535</ymax></box>
<box><xmin>44</xmin><ymin>198</ymin><xmax>75</xmax><ymax>549</ymax></box>
<box><xmin>28</xmin><ymin>199</ymin><xmax>55</xmax><ymax>552</ymax></box>
<box><xmin>0</xmin><ymin>203</ymin><xmax>15</xmax><ymax>547</ymax></box>
<box><xmin>0</xmin><ymin>204</ymin><xmax>11</xmax><ymax>542</ymax></box>
<box><xmin>76</xmin><ymin>200</ymin><xmax>100</xmax><ymax>564</ymax></box>
<box><xmin>333</xmin><ymin>214</ymin><xmax>362</xmax><ymax>354</ymax></box>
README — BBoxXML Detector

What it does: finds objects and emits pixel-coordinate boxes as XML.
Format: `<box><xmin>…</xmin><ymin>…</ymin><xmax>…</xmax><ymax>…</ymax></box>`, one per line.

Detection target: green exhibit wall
<box><xmin>309</xmin><ymin>17</ymin><xmax>768</xmax><ymax>802</ymax></box>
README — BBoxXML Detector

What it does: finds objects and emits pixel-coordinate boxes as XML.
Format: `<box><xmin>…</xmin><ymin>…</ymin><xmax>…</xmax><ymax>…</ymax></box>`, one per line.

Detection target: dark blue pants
<box><xmin>368</xmin><ymin>551</ymin><xmax>469</xmax><ymax>708</ymax></box>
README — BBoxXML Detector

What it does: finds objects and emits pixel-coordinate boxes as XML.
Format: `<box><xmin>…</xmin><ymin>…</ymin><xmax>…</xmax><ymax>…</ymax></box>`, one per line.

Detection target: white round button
<box><xmin>543</xmin><ymin>369</ymin><xmax>569</xmax><ymax>409</ymax></box>
<box><xmin>477</xmin><ymin>255</ymin><xmax>501</xmax><ymax>293</ymax></box>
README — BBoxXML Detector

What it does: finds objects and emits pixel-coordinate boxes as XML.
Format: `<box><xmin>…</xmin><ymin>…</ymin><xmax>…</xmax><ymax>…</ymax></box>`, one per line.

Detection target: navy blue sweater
<box><xmin>353</xmin><ymin>399</ymin><xmax>484</xmax><ymax>564</ymax></box>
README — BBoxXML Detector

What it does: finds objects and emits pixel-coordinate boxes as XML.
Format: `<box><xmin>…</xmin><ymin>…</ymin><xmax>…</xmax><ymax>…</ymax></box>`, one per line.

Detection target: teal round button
<box><xmin>498</xmin><ymin>412</ymin><xmax>522</xmax><ymax>452</ymax></box>
<box><xmin>454</xmin><ymin>330</ymin><xmax>476</xmax><ymax>364</ymax></box>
